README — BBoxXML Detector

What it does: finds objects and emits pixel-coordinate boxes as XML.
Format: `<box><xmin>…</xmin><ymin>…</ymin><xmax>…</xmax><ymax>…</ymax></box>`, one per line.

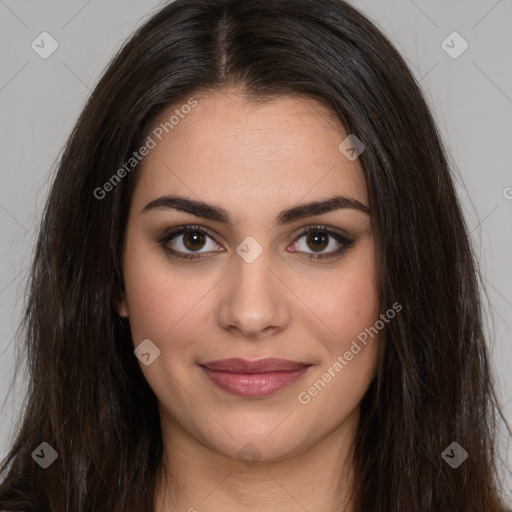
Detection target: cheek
<box><xmin>122</xmin><ymin>229</ymin><xmax>177</xmax><ymax>341</ymax></box>
<box><xmin>320</xmin><ymin>249</ymin><xmax>380</xmax><ymax>401</ymax></box>
<box><xmin>300</xmin><ymin>240</ymin><xmax>379</xmax><ymax>349</ymax></box>
<box><xmin>297</xmin><ymin>268</ymin><xmax>380</xmax><ymax>415</ymax></box>
<box><xmin>335</xmin><ymin>273</ymin><xmax>379</xmax><ymax>344</ymax></box>
<box><xmin>122</xmin><ymin>232</ymin><xmax>218</xmax><ymax>349</ymax></box>
<box><xmin>123</xmin><ymin>267</ymin><xmax>203</xmax><ymax>345</ymax></box>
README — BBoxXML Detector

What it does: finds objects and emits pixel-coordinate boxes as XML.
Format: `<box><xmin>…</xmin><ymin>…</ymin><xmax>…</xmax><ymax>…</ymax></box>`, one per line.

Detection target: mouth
<box><xmin>199</xmin><ymin>358</ymin><xmax>312</xmax><ymax>398</ymax></box>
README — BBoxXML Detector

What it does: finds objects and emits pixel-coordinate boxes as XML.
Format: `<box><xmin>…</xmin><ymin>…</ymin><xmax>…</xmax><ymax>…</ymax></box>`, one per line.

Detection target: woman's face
<box><xmin>119</xmin><ymin>91</ymin><xmax>380</xmax><ymax>463</ymax></box>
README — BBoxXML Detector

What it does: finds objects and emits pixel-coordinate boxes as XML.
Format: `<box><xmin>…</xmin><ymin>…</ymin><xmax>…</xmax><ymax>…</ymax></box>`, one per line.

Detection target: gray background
<box><xmin>0</xmin><ymin>0</ymin><xmax>511</xmax><ymax>502</ymax></box>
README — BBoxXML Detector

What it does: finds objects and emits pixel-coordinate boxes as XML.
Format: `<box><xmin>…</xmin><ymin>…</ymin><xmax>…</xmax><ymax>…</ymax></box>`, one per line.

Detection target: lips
<box><xmin>199</xmin><ymin>358</ymin><xmax>312</xmax><ymax>397</ymax></box>
<box><xmin>200</xmin><ymin>357</ymin><xmax>310</xmax><ymax>373</ymax></box>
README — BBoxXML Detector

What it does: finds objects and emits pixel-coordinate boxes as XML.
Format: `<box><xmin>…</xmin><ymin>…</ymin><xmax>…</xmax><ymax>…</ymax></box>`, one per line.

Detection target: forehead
<box><xmin>132</xmin><ymin>92</ymin><xmax>368</xmax><ymax>220</ymax></box>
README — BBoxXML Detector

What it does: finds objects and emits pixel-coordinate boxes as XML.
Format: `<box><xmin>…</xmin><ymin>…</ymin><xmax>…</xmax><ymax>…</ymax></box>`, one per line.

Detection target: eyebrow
<box><xmin>141</xmin><ymin>194</ymin><xmax>370</xmax><ymax>226</ymax></box>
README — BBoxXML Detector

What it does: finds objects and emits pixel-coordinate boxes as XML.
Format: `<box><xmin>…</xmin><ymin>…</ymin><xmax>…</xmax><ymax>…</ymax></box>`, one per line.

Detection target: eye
<box><xmin>157</xmin><ymin>224</ymin><xmax>354</xmax><ymax>261</ymax></box>
<box><xmin>289</xmin><ymin>225</ymin><xmax>354</xmax><ymax>260</ymax></box>
<box><xmin>158</xmin><ymin>225</ymin><xmax>222</xmax><ymax>260</ymax></box>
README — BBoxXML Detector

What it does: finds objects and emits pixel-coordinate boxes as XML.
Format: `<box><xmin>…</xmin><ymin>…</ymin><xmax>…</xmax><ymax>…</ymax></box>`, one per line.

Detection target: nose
<box><xmin>216</xmin><ymin>245</ymin><xmax>291</xmax><ymax>340</ymax></box>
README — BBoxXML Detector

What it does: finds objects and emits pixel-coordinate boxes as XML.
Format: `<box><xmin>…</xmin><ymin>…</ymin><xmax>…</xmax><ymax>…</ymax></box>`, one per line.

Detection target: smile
<box><xmin>199</xmin><ymin>358</ymin><xmax>312</xmax><ymax>398</ymax></box>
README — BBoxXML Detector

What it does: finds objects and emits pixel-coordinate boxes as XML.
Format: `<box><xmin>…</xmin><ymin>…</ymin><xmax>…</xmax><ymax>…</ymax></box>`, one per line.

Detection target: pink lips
<box><xmin>200</xmin><ymin>358</ymin><xmax>312</xmax><ymax>398</ymax></box>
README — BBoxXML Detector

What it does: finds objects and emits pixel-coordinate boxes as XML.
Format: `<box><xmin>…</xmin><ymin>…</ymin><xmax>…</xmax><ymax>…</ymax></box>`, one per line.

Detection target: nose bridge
<box><xmin>217</xmin><ymin>238</ymin><xmax>289</xmax><ymax>337</ymax></box>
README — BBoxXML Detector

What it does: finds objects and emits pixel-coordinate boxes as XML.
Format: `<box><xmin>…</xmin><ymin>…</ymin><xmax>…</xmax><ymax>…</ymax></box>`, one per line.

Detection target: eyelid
<box><xmin>156</xmin><ymin>224</ymin><xmax>221</xmax><ymax>246</ymax></box>
<box><xmin>292</xmin><ymin>223</ymin><xmax>351</xmax><ymax>240</ymax></box>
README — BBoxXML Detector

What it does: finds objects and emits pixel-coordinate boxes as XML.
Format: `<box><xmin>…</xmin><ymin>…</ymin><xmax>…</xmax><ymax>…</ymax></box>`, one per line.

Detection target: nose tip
<box><xmin>217</xmin><ymin>250</ymin><xmax>291</xmax><ymax>339</ymax></box>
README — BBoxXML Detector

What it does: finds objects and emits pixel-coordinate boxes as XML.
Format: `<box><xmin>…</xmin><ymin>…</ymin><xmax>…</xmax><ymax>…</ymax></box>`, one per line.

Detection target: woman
<box><xmin>0</xmin><ymin>0</ymin><xmax>509</xmax><ymax>510</ymax></box>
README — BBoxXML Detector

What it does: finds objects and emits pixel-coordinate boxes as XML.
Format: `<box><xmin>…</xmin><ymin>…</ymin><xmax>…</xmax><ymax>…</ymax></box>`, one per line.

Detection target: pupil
<box><xmin>184</xmin><ymin>232</ymin><xmax>205</xmax><ymax>251</ymax></box>
<box><xmin>308</xmin><ymin>232</ymin><xmax>327</xmax><ymax>252</ymax></box>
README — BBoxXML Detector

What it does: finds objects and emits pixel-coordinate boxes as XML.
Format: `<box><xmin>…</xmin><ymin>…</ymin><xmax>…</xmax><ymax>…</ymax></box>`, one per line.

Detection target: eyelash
<box><xmin>157</xmin><ymin>224</ymin><xmax>354</xmax><ymax>262</ymax></box>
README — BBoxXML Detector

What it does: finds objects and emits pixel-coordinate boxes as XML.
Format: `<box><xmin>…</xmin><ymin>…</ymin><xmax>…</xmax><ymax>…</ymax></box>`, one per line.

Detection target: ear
<box><xmin>117</xmin><ymin>291</ymin><xmax>129</xmax><ymax>318</ymax></box>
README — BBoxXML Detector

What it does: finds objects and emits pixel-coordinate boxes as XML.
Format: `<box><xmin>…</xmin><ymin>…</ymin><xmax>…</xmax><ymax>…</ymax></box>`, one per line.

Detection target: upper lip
<box><xmin>200</xmin><ymin>358</ymin><xmax>311</xmax><ymax>373</ymax></box>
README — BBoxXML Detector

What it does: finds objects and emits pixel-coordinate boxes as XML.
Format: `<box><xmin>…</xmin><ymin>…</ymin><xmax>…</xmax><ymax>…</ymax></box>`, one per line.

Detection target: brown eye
<box><xmin>182</xmin><ymin>231</ymin><xmax>207</xmax><ymax>251</ymax></box>
<box><xmin>158</xmin><ymin>224</ymin><xmax>353</xmax><ymax>262</ymax></box>
<box><xmin>305</xmin><ymin>231</ymin><xmax>329</xmax><ymax>252</ymax></box>
<box><xmin>158</xmin><ymin>225</ymin><xmax>222</xmax><ymax>260</ymax></box>
<box><xmin>290</xmin><ymin>225</ymin><xmax>354</xmax><ymax>261</ymax></box>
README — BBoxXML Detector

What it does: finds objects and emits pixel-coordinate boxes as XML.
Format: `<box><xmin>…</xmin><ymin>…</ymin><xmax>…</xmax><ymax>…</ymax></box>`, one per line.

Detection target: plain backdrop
<box><xmin>0</xmin><ymin>0</ymin><xmax>511</xmax><ymax>502</ymax></box>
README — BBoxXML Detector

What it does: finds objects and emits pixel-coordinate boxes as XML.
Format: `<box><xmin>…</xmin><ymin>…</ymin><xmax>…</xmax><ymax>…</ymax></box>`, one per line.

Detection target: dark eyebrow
<box><xmin>141</xmin><ymin>194</ymin><xmax>370</xmax><ymax>226</ymax></box>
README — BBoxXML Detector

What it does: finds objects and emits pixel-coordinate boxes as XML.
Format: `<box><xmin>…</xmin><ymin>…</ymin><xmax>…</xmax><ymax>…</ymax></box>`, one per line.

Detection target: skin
<box><xmin>118</xmin><ymin>90</ymin><xmax>380</xmax><ymax>512</ymax></box>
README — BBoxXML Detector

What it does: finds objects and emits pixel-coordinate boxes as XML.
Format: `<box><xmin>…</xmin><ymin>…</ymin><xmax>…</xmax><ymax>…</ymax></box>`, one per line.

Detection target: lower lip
<box><xmin>200</xmin><ymin>366</ymin><xmax>311</xmax><ymax>397</ymax></box>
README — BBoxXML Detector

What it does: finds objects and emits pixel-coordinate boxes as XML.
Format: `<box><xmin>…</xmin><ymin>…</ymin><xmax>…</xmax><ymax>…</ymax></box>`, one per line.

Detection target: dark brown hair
<box><xmin>0</xmin><ymin>0</ymin><xmax>510</xmax><ymax>510</ymax></box>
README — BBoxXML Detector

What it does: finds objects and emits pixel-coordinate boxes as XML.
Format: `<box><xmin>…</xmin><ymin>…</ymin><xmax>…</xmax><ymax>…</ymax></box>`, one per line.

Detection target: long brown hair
<box><xmin>0</xmin><ymin>0</ymin><xmax>510</xmax><ymax>510</ymax></box>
